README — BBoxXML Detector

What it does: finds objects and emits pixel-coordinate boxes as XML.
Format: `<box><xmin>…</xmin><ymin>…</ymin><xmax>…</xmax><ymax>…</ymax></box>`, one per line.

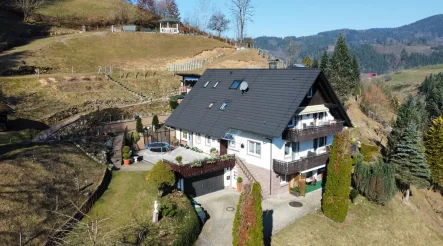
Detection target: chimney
<box><xmin>268</xmin><ymin>59</ymin><xmax>279</xmax><ymax>69</ymax></box>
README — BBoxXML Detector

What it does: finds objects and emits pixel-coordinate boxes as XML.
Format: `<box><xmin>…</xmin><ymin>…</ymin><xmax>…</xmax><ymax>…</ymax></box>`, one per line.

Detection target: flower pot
<box><xmin>237</xmin><ymin>182</ymin><xmax>242</xmax><ymax>192</ymax></box>
<box><xmin>123</xmin><ymin>159</ymin><xmax>130</xmax><ymax>165</ymax></box>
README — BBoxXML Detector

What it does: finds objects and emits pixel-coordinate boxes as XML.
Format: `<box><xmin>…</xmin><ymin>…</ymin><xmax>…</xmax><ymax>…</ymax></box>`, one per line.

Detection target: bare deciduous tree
<box><xmin>114</xmin><ymin>0</ymin><xmax>131</xmax><ymax>25</ymax></box>
<box><xmin>195</xmin><ymin>0</ymin><xmax>213</xmax><ymax>32</ymax></box>
<box><xmin>207</xmin><ymin>12</ymin><xmax>230</xmax><ymax>38</ymax></box>
<box><xmin>14</xmin><ymin>0</ymin><xmax>46</xmax><ymax>22</ymax></box>
<box><xmin>229</xmin><ymin>0</ymin><xmax>254</xmax><ymax>44</ymax></box>
<box><xmin>285</xmin><ymin>39</ymin><xmax>302</xmax><ymax>64</ymax></box>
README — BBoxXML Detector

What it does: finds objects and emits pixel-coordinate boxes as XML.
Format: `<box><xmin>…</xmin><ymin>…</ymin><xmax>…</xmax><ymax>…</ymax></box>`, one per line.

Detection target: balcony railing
<box><xmin>283</xmin><ymin>121</ymin><xmax>344</xmax><ymax>142</ymax></box>
<box><xmin>273</xmin><ymin>150</ymin><xmax>330</xmax><ymax>175</ymax></box>
<box><xmin>163</xmin><ymin>154</ymin><xmax>235</xmax><ymax>178</ymax></box>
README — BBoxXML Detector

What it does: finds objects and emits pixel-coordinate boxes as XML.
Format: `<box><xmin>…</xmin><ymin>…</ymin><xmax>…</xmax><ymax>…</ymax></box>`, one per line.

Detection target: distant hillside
<box><xmin>255</xmin><ymin>14</ymin><xmax>443</xmax><ymax>74</ymax></box>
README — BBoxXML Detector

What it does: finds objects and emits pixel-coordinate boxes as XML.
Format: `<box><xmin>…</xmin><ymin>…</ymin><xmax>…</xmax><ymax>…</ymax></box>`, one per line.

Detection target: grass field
<box><xmin>0</xmin><ymin>142</ymin><xmax>105</xmax><ymax>245</ymax></box>
<box><xmin>387</xmin><ymin>64</ymin><xmax>443</xmax><ymax>101</ymax></box>
<box><xmin>0</xmin><ymin>32</ymin><xmax>231</xmax><ymax>73</ymax></box>
<box><xmin>71</xmin><ymin>171</ymin><xmax>199</xmax><ymax>245</ymax></box>
<box><xmin>272</xmin><ymin>190</ymin><xmax>443</xmax><ymax>246</ymax></box>
<box><xmin>37</xmin><ymin>0</ymin><xmax>136</xmax><ymax>20</ymax></box>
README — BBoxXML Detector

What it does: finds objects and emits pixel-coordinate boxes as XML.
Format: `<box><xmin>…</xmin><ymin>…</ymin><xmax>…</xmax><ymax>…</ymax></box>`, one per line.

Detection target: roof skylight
<box><xmin>220</xmin><ymin>101</ymin><xmax>229</xmax><ymax>110</ymax></box>
<box><xmin>213</xmin><ymin>81</ymin><xmax>220</xmax><ymax>88</ymax></box>
<box><xmin>230</xmin><ymin>80</ymin><xmax>242</xmax><ymax>89</ymax></box>
<box><xmin>204</xmin><ymin>81</ymin><xmax>210</xmax><ymax>87</ymax></box>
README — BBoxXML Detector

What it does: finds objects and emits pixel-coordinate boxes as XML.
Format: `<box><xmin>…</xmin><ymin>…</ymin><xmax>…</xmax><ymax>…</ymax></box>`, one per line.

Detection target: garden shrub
<box><xmin>160</xmin><ymin>200</ymin><xmax>177</xmax><ymax>217</ymax></box>
<box><xmin>172</xmin><ymin>197</ymin><xmax>201</xmax><ymax>246</ymax></box>
<box><xmin>136</xmin><ymin>117</ymin><xmax>144</xmax><ymax>133</ymax></box>
<box><xmin>169</xmin><ymin>100</ymin><xmax>179</xmax><ymax>110</ymax></box>
<box><xmin>122</xmin><ymin>153</ymin><xmax>130</xmax><ymax>160</ymax></box>
<box><xmin>152</xmin><ymin>115</ymin><xmax>160</xmax><ymax>130</ymax></box>
<box><xmin>122</xmin><ymin>146</ymin><xmax>130</xmax><ymax>154</ymax></box>
<box><xmin>350</xmin><ymin>189</ymin><xmax>359</xmax><ymax>203</ymax></box>
<box><xmin>322</xmin><ymin>131</ymin><xmax>353</xmax><ymax>223</ymax></box>
<box><xmin>360</xmin><ymin>143</ymin><xmax>379</xmax><ymax>162</ymax></box>
<box><xmin>232</xmin><ymin>182</ymin><xmax>264</xmax><ymax>246</ymax></box>
<box><xmin>146</xmin><ymin>161</ymin><xmax>176</xmax><ymax>197</ymax></box>
<box><xmin>175</xmin><ymin>156</ymin><xmax>183</xmax><ymax>164</ymax></box>
<box><xmin>353</xmin><ymin>158</ymin><xmax>396</xmax><ymax>205</ymax></box>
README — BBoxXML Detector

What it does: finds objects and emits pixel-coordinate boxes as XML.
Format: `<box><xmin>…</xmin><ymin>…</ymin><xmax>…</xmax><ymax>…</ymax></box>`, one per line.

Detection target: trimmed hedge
<box><xmin>322</xmin><ymin>131</ymin><xmax>353</xmax><ymax>223</ymax></box>
<box><xmin>172</xmin><ymin>197</ymin><xmax>201</xmax><ymax>246</ymax></box>
<box><xmin>232</xmin><ymin>182</ymin><xmax>264</xmax><ymax>246</ymax></box>
<box><xmin>146</xmin><ymin>161</ymin><xmax>175</xmax><ymax>197</ymax></box>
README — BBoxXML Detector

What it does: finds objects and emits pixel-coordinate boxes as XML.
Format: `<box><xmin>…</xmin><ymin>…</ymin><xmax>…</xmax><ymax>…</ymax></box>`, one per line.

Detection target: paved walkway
<box><xmin>139</xmin><ymin>147</ymin><xmax>210</xmax><ymax>165</ymax></box>
<box><xmin>193</xmin><ymin>189</ymin><xmax>322</xmax><ymax>246</ymax></box>
<box><xmin>119</xmin><ymin>160</ymin><xmax>154</xmax><ymax>172</ymax></box>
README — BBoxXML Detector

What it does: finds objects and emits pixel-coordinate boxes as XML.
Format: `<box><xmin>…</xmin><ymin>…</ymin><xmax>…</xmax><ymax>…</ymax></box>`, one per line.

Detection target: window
<box><xmin>248</xmin><ymin>141</ymin><xmax>261</xmax><ymax>156</ymax></box>
<box><xmin>203</xmin><ymin>81</ymin><xmax>210</xmax><ymax>87</ymax></box>
<box><xmin>280</xmin><ymin>175</ymin><xmax>287</xmax><ymax>184</ymax></box>
<box><xmin>220</xmin><ymin>101</ymin><xmax>229</xmax><ymax>110</ymax></box>
<box><xmin>182</xmin><ymin>131</ymin><xmax>189</xmax><ymax>140</ymax></box>
<box><xmin>206</xmin><ymin>136</ymin><xmax>211</xmax><ymax>146</ymax></box>
<box><xmin>319</xmin><ymin>136</ymin><xmax>326</xmax><ymax>147</ymax></box>
<box><xmin>195</xmin><ymin>134</ymin><xmax>201</xmax><ymax>144</ymax></box>
<box><xmin>213</xmin><ymin>81</ymin><xmax>219</xmax><ymax>88</ymax></box>
<box><xmin>307</xmin><ymin>87</ymin><xmax>313</xmax><ymax>98</ymax></box>
<box><xmin>208</xmin><ymin>102</ymin><xmax>214</xmax><ymax>109</ymax></box>
<box><xmin>287</xmin><ymin>116</ymin><xmax>295</xmax><ymax>127</ymax></box>
<box><xmin>285</xmin><ymin>142</ymin><xmax>291</xmax><ymax>156</ymax></box>
<box><xmin>230</xmin><ymin>80</ymin><xmax>242</xmax><ymax>89</ymax></box>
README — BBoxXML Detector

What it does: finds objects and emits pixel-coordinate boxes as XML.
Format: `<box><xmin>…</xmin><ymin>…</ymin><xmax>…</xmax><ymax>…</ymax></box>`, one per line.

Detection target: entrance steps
<box><xmin>235</xmin><ymin>157</ymin><xmax>273</xmax><ymax>199</ymax></box>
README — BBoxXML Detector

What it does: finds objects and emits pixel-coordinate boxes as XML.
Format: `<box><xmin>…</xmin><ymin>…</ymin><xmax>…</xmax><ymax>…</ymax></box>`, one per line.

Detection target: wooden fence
<box><xmin>167</xmin><ymin>53</ymin><xmax>225</xmax><ymax>71</ymax></box>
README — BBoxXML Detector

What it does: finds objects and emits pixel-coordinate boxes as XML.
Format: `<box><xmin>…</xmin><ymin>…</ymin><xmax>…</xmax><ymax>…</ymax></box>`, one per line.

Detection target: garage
<box><xmin>184</xmin><ymin>170</ymin><xmax>224</xmax><ymax>198</ymax></box>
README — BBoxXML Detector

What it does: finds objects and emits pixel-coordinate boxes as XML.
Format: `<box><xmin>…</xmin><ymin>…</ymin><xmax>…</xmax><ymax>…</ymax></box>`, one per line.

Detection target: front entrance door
<box><xmin>220</xmin><ymin>139</ymin><xmax>228</xmax><ymax>155</ymax></box>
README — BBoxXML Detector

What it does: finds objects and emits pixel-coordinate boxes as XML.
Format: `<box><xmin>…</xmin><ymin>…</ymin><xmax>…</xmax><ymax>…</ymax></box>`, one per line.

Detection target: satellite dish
<box><xmin>239</xmin><ymin>81</ymin><xmax>249</xmax><ymax>93</ymax></box>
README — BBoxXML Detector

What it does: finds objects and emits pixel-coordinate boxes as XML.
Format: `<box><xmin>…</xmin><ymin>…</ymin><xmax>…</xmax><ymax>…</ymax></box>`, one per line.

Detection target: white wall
<box><xmin>175</xmin><ymin>128</ymin><xmax>220</xmax><ymax>153</ymax></box>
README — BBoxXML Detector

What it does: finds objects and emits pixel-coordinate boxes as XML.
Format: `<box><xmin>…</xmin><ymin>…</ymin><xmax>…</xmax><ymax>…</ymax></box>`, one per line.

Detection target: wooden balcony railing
<box><xmin>163</xmin><ymin>154</ymin><xmax>235</xmax><ymax>178</ymax></box>
<box><xmin>273</xmin><ymin>151</ymin><xmax>330</xmax><ymax>176</ymax></box>
<box><xmin>282</xmin><ymin>121</ymin><xmax>344</xmax><ymax>142</ymax></box>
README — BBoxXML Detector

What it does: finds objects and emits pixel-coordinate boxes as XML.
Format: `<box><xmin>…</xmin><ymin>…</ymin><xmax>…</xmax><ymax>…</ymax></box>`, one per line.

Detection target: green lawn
<box><xmin>272</xmin><ymin>194</ymin><xmax>443</xmax><ymax>246</ymax></box>
<box><xmin>0</xmin><ymin>130</ymin><xmax>30</xmax><ymax>145</ymax></box>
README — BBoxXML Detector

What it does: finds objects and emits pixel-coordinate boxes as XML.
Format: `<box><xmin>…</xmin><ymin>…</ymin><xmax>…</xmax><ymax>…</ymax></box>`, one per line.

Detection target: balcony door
<box><xmin>292</xmin><ymin>142</ymin><xmax>300</xmax><ymax>161</ymax></box>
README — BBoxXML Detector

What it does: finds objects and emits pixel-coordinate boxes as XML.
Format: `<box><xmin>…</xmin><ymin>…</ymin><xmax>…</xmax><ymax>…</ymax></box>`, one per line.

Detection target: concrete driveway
<box><xmin>194</xmin><ymin>190</ymin><xmax>240</xmax><ymax>246</ymax></box>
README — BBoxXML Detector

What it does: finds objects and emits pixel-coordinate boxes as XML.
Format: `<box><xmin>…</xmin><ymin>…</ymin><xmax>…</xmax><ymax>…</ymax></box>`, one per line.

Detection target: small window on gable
<box><xmin>307</xmin><ymin>87</ymin><xmax>313</xmax><ymax>98</ymax></box>
<box><xmin>208</xmin><ymin>102</ymin><xmax>214</xmax><ymax>109</ymax></box>
<box><xmin>204</xmin><ymin>81</ymin><xmax>210</xmax><ymax>87</ymax></box>
<box><xmin>213</xmin><ymin>81</ymin><xmax>219</xmax><ymax>88</ymax></box>
<box><xmin>220</xmin><ymin>101</ymin><xmax>229</xmax><ymax>110</ymax></box>
<box><xmin>230</xmin><ymin>80</ymin><xmax>242</xmax><ymax>89</ymax></box>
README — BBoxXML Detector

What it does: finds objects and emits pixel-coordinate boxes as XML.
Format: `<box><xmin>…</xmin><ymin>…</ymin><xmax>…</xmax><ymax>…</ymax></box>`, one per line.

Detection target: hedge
<box><xmin>172</xmin><ymin>197</ymin><xmax>201</xmax><ymax>246</ymax></box>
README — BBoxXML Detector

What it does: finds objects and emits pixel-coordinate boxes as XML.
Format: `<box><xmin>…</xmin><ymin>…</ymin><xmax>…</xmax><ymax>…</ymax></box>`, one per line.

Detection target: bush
<box><xmin>146</xmin><ymin>161</ymin><xmax>176</xmax><ymax>197</ymax></box>
<box><xmin>136</xmin><ymin>117</ymin><xmax>143</xmax><ymax>133</ymax></box>
<box><xmin>232</xmin><ymin>182</ymin><xmax>263</xmax><ymax>246</ymax></box>
<box><xmin>175</xmin><ymin>156</ymin><xmax>183</xmax><ymax>164</ymax></box>
<box><xmin>172</xmin><ymin>197</ymin><xmax>201</xmax><ymax>246</ymax></box>
<box><xmin>350</xmin><ymin>189</ymin><xmax>359</xmax><ymax>203</ymax></box>
<box><xmin>160</xmin><ymin>200</ymin><xmax>177</xmax><ymax>217</ymax></box>
<box><xmin>126</xmin><ymin>132</ymin><xmax>140</xmax><ymax>145</ymax></box>
<box><xmin>152</xmin><ymin>115</ymin><xmax>160</xmax><ymax>130</ymax></box>
<box><xmin>122</xmin><ymin>146</ymin><xmax>130</xmax><ymax>154</ymax></box>
<box><xmin>169</xmin><ymin>100</ymin><xmax>179</xmax><ymax>110</ymax></box>
<box><xmin>237</xmin><ymin>177</ymin><xmax>243</xmax><ymax>183</ymax></box>
<box><xmin>322</xmin><ymin>132</ymin><xmax>353</xmax><ymax>223</ymax></box>
<box><xmin>360</xmin><ymin>143</ymin><xmax>379</xmax><ymax>162</ymax></box>
<box><xmin>353</xmin><ymin>158</ymin><xmax>396</xmax><ymax>205</ymax></box>
<box><xmin>123</xmin><ymin>153</ymin><xmax>130</xmax><ymax>160</ymax></box>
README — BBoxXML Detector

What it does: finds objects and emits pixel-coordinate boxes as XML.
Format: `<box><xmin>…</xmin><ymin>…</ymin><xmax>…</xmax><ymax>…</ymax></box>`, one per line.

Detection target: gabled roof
<box><xmin>165</xmin><ymin>68</ymin><xmax>352</xmax><ymax>139</ymax></box>
<box><xmin>159</xmin><ymin>17</ymin><xmax>180</xmax><ymax>23</ymax></box>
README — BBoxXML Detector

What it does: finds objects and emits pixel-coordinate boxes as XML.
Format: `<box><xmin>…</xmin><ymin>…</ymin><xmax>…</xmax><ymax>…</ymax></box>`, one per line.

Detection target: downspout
<box><xmin>269</xmin><ymin>138</ymin><xmax>273</xmax><ymax>196</ymax></box>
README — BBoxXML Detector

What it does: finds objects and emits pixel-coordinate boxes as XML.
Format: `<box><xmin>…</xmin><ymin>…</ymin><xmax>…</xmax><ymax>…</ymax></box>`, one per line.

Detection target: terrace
<box><xmin>273</xmin><ymin>147</ymin><xmax>330</xmax><ymax>176</ymax></box>
<box><xmin>282</xmin><ymin>121</ymin><xmax>344</xmax><ymax>142</ymax></box>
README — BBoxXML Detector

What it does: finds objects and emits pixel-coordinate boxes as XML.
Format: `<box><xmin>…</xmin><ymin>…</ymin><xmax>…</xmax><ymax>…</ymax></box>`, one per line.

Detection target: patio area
<box><xmin>138</xmin><ymin>147</ymin><xmax>210</xmax><ymax>165</ymax></box>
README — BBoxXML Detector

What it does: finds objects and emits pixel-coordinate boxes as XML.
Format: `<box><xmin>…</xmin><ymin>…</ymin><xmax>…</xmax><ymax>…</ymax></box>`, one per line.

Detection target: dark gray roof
<box><xmin>159</xmin><ymin>17</ymin><xmax>180</xmax><ymax>23</ymax></box>
<box><xmin>166</xmin><ymin>68</ymin><xmax>347</xmax><ymax>139</ymax></box>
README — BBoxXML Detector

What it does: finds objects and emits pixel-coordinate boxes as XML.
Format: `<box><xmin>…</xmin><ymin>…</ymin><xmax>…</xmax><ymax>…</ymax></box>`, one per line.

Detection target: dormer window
<box><xmin>307</xmin><ymin>87</ymin><xmax>313</xmax><ymax>98</ymax></box>
<box><xmin>220</xmin><ymin>101</ymin><xmax>229</xmax><ymax>110</ymax></box>
<box><xmin>230</xmin><ymin>80</ymin><xmax>242</xmax><ymax>89</ymax></box>
<box><xmin>204</xmin><ymin>81</ymin><xmax>210</xmax><ymax>87</ymax></box>
<box><xmin>213</xmin><ymin>81</ymin><xmax>219</xmax><ymax>88</ymax></box>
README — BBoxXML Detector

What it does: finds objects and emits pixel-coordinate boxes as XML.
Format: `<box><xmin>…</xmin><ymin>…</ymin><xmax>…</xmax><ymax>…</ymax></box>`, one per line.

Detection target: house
<box><xmin>0</xmin><ymin>104</ymin><xmax>13</xmax><ymax>132</ymax></box>
<box><xmin>165</xmin><ymin>67</ymin><xmax>352</xmax><ymax>197</ymax></box>
<box><xmin>159</xmin><ymin>18</ymin><xmax>180</xmax><ymax>34</ymax></box>
<box><xmin>176</xmin><ymin>73</ymin><xmax>201</xmax><ymax>95</ymax></box>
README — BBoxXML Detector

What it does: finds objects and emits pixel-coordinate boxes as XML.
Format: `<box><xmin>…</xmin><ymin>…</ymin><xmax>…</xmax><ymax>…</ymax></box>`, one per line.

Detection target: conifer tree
<box><xmin>390</xmin><ymin>124</ymin><xmax>430</xmax><ymax>190</ymax></box>
<box><xmin>352</xmin><ymin>55</ymin><xmax>361</xmax><ymax>89</ymax></box>
<box><xmin>421</xmin><ymin>73</ymin><xmax>443</xmax><ymax>120</ymax></box>
<box><xmin>322</xmin><ymin>131</ymin><xmax>353</xmax><ymax>223</ymax></box>
<box><xmin>165</xmin><ymin>0</ymin><xmax>180</xmax><ymax>19</ymax></box>
<box><xmin>328</xmin><ymin>34</ymin><xmax>359</xmax><ymax>100</ymax></box>
<box><xmin>312</xmin><ymin>57</ymin><xmax>319</xmax><ymax>68</ymax></box>
<box><xmin>136</xmin><ymin>117</ymin><xmax>143</xmax><ymax>133</ymax></box>
<box><xmin>320</xmin><ymin>51</ymin><xmax>329</xmax><ymax>71</ymax></box>
<box><xmin>387</xmin><ymin>95</ymin><xmax>427</xmax><ymax>157</ymax></box>
<box><xmin>425</xmin><ymin>116</ymin><xmax>443</xmax><ymax>188</ymax></box>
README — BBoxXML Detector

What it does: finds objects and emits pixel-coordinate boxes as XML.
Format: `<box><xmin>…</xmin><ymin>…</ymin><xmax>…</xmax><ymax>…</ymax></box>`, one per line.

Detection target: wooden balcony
<box><xmin>282</xmin><ymin>121</ymin><xmax>344</xmax><ymax>142</ymax></box>
<box><xmin>163</xmin><ymin>154</ymin><xmax>235</xmax><ymax>178</ymax></box>
<box><xmin>273</xmin><ymin>151</ymin><xmax>330</xmax><ymax>176</ymax></box>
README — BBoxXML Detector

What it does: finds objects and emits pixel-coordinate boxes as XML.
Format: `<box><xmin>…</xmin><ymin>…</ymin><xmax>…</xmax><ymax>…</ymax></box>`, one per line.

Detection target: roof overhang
<box><xmin>295</xmin><ymin>105</ymin><xmax>329</xmax><ymax>115</ymax></box>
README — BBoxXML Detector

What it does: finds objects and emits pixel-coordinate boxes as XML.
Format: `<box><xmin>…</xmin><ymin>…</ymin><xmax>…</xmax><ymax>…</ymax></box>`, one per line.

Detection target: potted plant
<box><xmin>290</xmin><ymin>186</ymin><xmax>301</xmax><ymax>197</ymax></box>
<box><xmin>175</xmin><ymin>155</ymin><xmax>183</xmax><ymax>164</ymax></box>
<box><xmin>237</xmin><ymin>177</ymin><xmax>243</xmax><ymax>192</ymax></box>
<box><xmin>122</xmin><ymin>146</ymin><xmax>131</xmax><ymax>165</ymax></box>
